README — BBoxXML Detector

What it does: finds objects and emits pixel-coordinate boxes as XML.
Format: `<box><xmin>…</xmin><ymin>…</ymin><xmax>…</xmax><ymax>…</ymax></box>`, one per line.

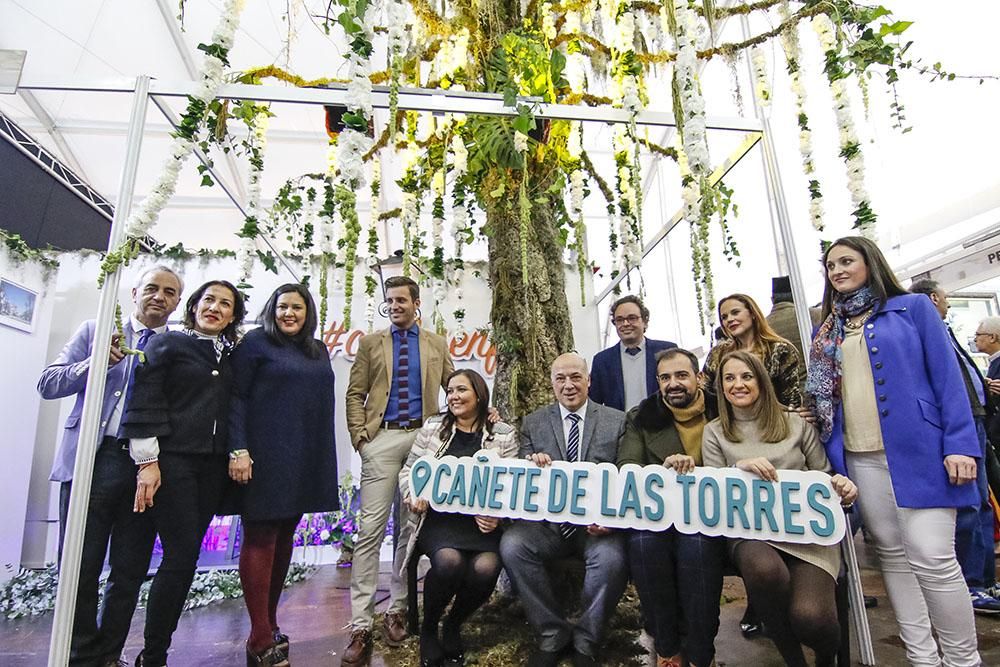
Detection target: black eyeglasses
<box><xmin>613</xmin><ymin>315</ymin><xmax>641</xmax><ymax>325</ymax></box>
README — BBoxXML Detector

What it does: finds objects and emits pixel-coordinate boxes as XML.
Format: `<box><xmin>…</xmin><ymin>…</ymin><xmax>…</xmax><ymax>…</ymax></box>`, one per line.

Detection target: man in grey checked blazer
<box><xmin>500</xmin><ymin>353</ymin><xmax>628</xmax><ymax>667</ymax></box>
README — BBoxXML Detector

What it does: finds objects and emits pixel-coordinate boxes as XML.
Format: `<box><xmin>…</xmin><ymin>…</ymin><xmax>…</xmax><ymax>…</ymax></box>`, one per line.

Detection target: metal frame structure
<box><xmin>0</xmin><ymin>109</ymin><xmax>115</xmax><ymax>223</ymax></box>
<box><xmin>21</xmin><ymin>74</ymin><xmax>873</xmax><ymax>666</ymax></box>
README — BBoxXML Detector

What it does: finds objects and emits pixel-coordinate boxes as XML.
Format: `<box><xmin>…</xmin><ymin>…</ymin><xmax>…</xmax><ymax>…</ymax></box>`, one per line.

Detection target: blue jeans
<box><xmin>627</xmin><ymin>529</ymin><xmax>725</xmax><ymax>666</ymax></box>
<box><xmin>955</xmin><ymin>417</ymin><xmax>995</xmax><ymax>589</ymax></box>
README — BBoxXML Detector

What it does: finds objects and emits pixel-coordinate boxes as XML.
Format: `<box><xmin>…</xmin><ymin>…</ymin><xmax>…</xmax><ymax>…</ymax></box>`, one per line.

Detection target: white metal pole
<box><xmin>47</xmin><ymin>75</ymin><xmax>150</xmax><ymax>667</ymax></box>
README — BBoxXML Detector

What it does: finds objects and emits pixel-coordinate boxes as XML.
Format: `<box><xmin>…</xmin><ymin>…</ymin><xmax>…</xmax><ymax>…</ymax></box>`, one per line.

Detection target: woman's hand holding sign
<box><xmin>830</xmin><ymin>474</ymin><xmax>858</xmax><ymax>506</ymax></box>
<box><xmin>407</xmin><ymin>497</ymin><xmax>429</xmax><ymax>514</ymax></box>
<box><xmin>736</xmin><ymin>457</ymin><xmax>779</xmax><ymax>482</ymax></box>
<box><xmin>475</xmin><ymin>516</ymin><xmax>500</xmax><ymax>533</ymax></box>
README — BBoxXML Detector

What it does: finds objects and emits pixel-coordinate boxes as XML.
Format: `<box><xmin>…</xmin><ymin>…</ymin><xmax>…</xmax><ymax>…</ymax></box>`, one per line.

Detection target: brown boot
<box><xmin>341</xmin><ymin>628</ymin><xmax>373</xmax><ymax>666</ymax></box>
<box><xmin>381</xmin><ymin>610</ymin><xmax>409</xmax><ymax>647</ymax></box>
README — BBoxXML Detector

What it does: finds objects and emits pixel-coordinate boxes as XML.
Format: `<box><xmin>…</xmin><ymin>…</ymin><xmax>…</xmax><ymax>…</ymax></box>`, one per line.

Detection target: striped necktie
<box><xmin>397</xmin><ymin>328</ymin><xmax>411</xmax><ymax>426</ymax></box>
<box><xmin>560</xmin><ymin>413</ymin><xmax>582</xmax><ymax>539</ymax></box>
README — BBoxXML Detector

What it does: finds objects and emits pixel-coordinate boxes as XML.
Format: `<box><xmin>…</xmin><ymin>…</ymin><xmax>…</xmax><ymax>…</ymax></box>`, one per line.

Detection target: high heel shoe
<box><xmin>246</xmin><ymin>641</ymin><xmax>290</xmax><ymax>667</ymax></box>
<box><xmin>272</xmin><ymin>629</ymin><xmax>290</xmax><ymax>657</ymax></box>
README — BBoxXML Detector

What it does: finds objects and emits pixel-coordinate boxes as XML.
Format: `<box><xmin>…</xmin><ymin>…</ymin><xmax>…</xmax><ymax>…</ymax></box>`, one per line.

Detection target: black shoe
<box><xmin>572</xmin><ymin>651</ymin><xmax>599</xmax><ymax>667</ymax></box>
<box><xmin>863</xmin><ymin>595</ymin><xmax>878</xmax><ymax>609</ymax></box>
<box><xmin>527</xmin><ymin>647</ymin><xmax>563</xmax><ymax>667</ymax></box>
<box><xmin>134</xmin><ymin>653</ymin><xmax>165</xmax><ymax>667</ymax></box>
<box><xmin>441</xmin><ymin>622</ymin><xmax>464</xmax><ymax>665</ymax></box>
<box><xmin>420</xmin><ymin>631</ymin><xmax>445</xmax><ymax>667</ymax></box>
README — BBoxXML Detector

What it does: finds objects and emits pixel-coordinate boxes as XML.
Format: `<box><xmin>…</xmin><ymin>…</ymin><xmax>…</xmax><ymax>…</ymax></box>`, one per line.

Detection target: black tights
<box><xmin>735</xmin><ymin>541</ymin><xmax>840</xmax><ymax>667</ymax></box>
<box><xmin>421</xmin><ymin>548</ymin><xmax>502</xmax><ymax>656</ymax></box>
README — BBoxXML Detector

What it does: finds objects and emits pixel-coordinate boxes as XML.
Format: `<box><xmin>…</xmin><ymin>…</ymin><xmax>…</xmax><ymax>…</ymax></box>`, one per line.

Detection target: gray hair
<box><xmin>979</xmin><ymin>316</ymin><xmax>1000</xmax><ymax>337</ymax></box>
<box><xmin>135</xmin><ymin>265</ymin><xmax>184</xmax><ymax>293</ymax></box>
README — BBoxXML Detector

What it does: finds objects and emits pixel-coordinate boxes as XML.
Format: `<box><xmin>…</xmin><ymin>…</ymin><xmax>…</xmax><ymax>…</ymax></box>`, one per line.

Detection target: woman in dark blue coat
<box><xmin>229</xmin><ymin>284</ymin><xmax>339</xmax><ymax>667</ymax></box>
<box><xmin>806</xmin><ymin>237</ymin><xmax>980</xmax><ymax>666</ymax></box>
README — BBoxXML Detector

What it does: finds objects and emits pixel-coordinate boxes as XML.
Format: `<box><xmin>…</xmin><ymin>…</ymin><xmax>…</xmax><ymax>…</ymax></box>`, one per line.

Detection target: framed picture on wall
<box><xmin>0</xmin><ymin>278</ymin><xmax>38</xmax><ymax>332</ymax></box>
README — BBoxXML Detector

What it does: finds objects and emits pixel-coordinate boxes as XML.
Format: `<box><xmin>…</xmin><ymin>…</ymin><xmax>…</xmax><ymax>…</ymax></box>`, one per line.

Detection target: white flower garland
<box><xmin>750</xmin><ymin>46</ymin><xmax>771</xmax><ymax>108</ymax></box>
<box><xmin>814</xmin><ymin>14</ymin><xmax>876</xmax><ymax>238</ymax></box>
<box><xmin>125</xmin><ymin>0</ymin><xmax>247</xmax><ymax>239</ymax></box>
<box><xmin>237</xmin><ymin>107</ymin><xmax>269</xmax><ymax>283</ymax></box>
<box><xmin>672</xmin><ymin>1</ymin><xmax>716</xmax><ymax>330</ymax></box>
<box><xmin>779</xmin><ymin>1</ymin><xmax>824</xmax><ymax>231</ymax></box>
<box><xmin>366</xmin><ymin>157</ymin><xmax>381</xmax><ymax>331</ymax></box>
<box><xmin>449</xmin><ymin>133</ymin><xmax>469</xmax><ymax>340</ymax></box>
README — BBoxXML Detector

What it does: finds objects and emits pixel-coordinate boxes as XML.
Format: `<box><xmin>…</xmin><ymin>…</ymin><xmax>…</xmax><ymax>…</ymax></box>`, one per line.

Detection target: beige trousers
<box><xmin>349</xmin><ymin>427</ymin><xmax>417</xmax><ymax>629</ymax></box>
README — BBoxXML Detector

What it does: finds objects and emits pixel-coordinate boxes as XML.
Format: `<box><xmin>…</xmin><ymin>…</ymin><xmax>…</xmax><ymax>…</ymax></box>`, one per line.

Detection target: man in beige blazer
<box><xmin>341</xmin><ymin>276</ymin><xmax>454</xmax><ymax>666</ymax></box>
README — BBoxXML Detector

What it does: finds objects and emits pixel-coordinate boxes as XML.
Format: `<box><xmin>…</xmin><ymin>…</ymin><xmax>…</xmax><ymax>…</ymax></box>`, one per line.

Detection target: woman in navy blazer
<box><xmin>123</xmin><ymin>280</ymin><xmax>246</xmax><ymax>667</ymax></box>
<box><xmin>806</xmin><ymin>237</ymin><xmax>980</xmax><ymax>666</ymax></box>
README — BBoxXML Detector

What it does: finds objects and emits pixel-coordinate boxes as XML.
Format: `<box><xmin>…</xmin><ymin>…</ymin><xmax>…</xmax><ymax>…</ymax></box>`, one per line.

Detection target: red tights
<box><xmin>240</xmin><ymin>517</ymin><xmax>300</xmax><ymax>653</ymax></box>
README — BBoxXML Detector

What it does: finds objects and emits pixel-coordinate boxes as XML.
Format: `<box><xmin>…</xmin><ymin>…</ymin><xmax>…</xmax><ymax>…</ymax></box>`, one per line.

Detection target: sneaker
<box><xmin>986</xmin><ymin>583</ymin><xmax>1000</xmax><ymax>600</ymax></box>
<box><xmin>970</xmin><ymin>587</ymin><xmax>1000</xmax><ymax>614</ymax></box>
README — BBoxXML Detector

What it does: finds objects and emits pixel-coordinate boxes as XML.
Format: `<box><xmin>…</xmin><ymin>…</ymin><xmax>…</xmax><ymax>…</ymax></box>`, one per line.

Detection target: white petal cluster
<box><xmin>564</xmin><ymin>10</ymin><xmax>581</xmax><ymax>35</ymax></box>
<box><xmin>433</xmin><ymin>29</ymin><xmax>471</xmax><ymax>81</ymax></box>
<box><xmin>750</xmin><ymin>46</ymin><xmax>771</xmax><ymax>107</ymax></box>
<box><xmin>613</xmin><ymin>11</ymin><xmax>635</xmax><ymax>53</ymax></box>
<box><xmin>673</xmin><ymin>2</ymin><xmax>711</xmax><ymax>175</ymax></box>
<box><xmin>450</xmin><ymin>134</ymin><xmax>468</xmax><ymax>175</ymax></box>
<box><xmin>619</xmin><ymin>75</ymin><xmax>642</xmax><ymax>114</ymax></box>
<box><xmin>336</xmin><ymin>128</ymin><xmax>373</xmax><ymax>189</ymax></box>
<box><xmin>125</xmin><ymin>0</ymin><xmax>246</xmax><ymax>238</ymax></box>
<box><xmin>387</xmin><ymin>0</ymin><xmax>408</xmax><ymax>56</ymax></box>
<box><xmin>567</xmin><ymin>121</ymin><xmax>583</xmax><ymax>159</ymax></box>
<box><xmin>542</xmin><ymin>3</ymin><xmax>557</xmax><ymax>41</ymax></box>
<box><xmin>570</xmin><ymin>169</ymin><xmax>586</xmax><ymax>218</ymax></box>
<box><xmin>236</xmin><ymin>237</ymin><xmax>255</xmax><ymax>281</ymax></box>
<box><xmin>566</xmin><ymin>53</ymin><xmax>587</xmax><ymax>94</ymax></box>
<box><xmin>513</xmin><ymin>130</ymin><xmax>529</xmax><ymax>154</ymax></box>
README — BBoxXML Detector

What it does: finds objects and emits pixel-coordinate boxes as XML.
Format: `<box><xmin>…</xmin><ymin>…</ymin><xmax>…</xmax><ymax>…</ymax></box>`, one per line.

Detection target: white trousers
<box><xmin>847</xmin><ymin>451</ymin><xmax>980</xmax><ymax>667</ymax></box>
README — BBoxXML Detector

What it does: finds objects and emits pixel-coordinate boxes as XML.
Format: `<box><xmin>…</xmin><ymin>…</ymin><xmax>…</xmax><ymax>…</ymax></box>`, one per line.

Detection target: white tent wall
<box><xmin>16</xmin><ymin>251</ymin><xmax>599</xmax><ymax>568</ymax></box>
<box><xmin>0</xmin><ymin>250</ymin><xmax>56</xmax><ymax>583</ymax></box>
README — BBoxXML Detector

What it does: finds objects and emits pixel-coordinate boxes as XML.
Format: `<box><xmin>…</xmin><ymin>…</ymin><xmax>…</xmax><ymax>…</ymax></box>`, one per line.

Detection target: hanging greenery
<box><xmin>98</xmin><ymin>0</ymin><xmax>944</xmax><ymax>417</ymax></box>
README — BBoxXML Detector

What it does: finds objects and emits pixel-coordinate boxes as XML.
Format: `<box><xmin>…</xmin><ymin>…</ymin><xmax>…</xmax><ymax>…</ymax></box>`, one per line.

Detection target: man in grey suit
<box><xmin>500</xmin><ymin>353</ymin><xmax>628</xmax><ymax>667</ymax></box>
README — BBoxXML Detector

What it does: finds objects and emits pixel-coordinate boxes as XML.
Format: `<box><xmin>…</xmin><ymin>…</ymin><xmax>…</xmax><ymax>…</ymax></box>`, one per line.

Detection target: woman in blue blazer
<box><xmin>806</xmin><ymin>236</ymin><xmax>981</xmax><ymax>666</ymax></box>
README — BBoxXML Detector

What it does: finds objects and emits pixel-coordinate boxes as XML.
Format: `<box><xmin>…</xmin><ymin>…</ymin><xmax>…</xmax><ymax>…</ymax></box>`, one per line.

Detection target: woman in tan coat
<box><xmin>702</xmin><ymin>351</ymin><xmax>857</xmax><ymax>667</ymax></box>
<box><xmin>399</xmin><ymin>369</ymin><xmax>518</xmax><ymax>667</ymax></box>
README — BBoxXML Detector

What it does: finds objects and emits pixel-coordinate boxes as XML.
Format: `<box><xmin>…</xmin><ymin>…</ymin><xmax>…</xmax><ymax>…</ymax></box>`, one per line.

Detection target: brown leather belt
<box><xmin>383</xmin><ymin>419</ymin><xmax>423</xmax><ymax>430</ymax></box>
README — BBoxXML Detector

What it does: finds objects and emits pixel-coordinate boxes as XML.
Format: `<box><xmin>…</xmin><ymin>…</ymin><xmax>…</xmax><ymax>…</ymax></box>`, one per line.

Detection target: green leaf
<box><xmin>878</xmin><ymin>20</ymin><xmax>913</xmax><ymax>37</ymax></box>
<box><xmin>200</xmin><ymin>174</ymin><xmax>214</xmax><ymax>187</ymax></box>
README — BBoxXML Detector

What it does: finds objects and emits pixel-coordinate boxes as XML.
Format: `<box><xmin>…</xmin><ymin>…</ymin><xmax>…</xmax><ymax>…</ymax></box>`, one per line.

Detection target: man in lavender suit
<box><xmin>38</xmin><ymin>266</ymin><xmax>182</xmax><ymax>667</ymax></box>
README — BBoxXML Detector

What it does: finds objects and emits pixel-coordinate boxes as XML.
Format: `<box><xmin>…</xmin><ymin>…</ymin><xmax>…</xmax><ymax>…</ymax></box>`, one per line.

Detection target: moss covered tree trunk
<box><xmin>485</xmin><ymin>167</ymin><xmax>575</xmax><ymax>421</ymax></box>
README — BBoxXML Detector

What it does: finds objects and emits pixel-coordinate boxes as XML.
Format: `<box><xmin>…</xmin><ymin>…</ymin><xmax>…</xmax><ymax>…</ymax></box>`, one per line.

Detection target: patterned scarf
<box><xmin>805</xmin><ymin>286</ymin><xmax>879</xmax><ymax>442</ymax></box>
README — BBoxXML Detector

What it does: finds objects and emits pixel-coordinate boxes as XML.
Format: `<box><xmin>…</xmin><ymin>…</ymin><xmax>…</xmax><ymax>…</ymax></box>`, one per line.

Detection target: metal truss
<box><xmin>0</xmin><ymin>109</ymin><xmax>114</xmax><ymax>222</ymax></box>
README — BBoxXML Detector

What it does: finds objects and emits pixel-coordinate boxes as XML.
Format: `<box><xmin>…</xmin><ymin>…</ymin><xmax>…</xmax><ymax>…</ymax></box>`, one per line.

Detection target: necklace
<box><xmin>844</xmin><ymin>308</ymin><xmax>873</xmax><ymax>331</ymax></box>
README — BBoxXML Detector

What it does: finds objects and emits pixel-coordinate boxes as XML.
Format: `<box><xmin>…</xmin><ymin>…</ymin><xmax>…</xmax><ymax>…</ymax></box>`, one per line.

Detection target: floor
<box><xmin>4</xmin><ymin>537</ymin><xmax>1000</xmax><ymax>666</ymax></box>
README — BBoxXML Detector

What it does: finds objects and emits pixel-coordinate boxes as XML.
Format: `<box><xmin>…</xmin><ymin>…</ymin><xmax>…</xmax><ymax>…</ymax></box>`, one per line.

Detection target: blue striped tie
<box><xmin>560</xmin><ymin>413</ymin><xmax>582</xmax><ymax>540</ymax></box>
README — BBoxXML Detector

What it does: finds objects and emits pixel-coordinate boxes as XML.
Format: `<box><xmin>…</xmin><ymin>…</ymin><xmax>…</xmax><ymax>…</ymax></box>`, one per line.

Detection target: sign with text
<box><xmin>409</xmin><ymin>450</ymin><xmax>846</xmax><ymax>546</ymax></box>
